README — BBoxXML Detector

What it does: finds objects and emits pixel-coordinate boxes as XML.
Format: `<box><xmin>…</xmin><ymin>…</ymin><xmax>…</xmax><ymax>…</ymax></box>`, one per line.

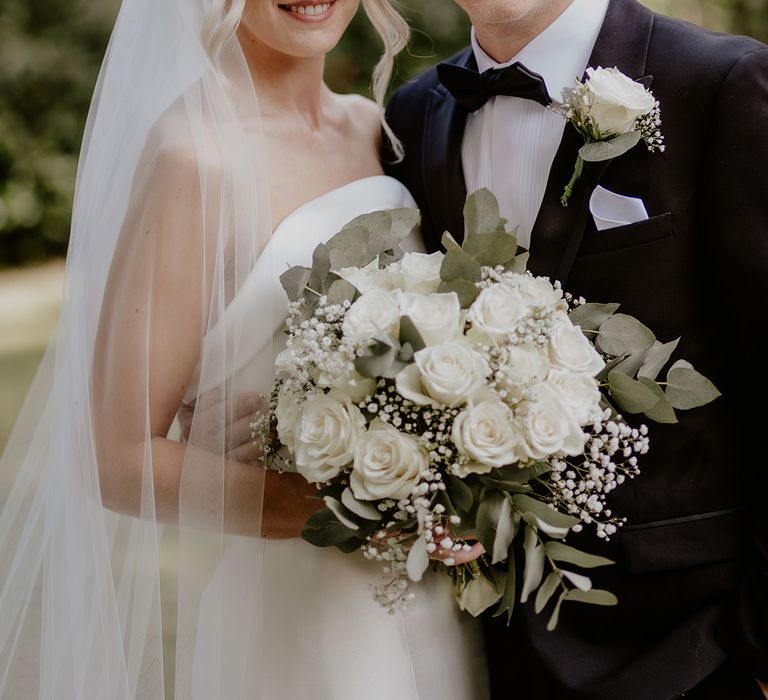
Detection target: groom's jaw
<box><xmin>277</xmin><ymin>1</ymin><xmax>337</xmax><ymax>22</ymax></box>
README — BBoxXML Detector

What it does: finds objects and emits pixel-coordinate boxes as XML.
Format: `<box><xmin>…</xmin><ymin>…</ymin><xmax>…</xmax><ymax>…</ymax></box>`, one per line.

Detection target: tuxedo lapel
<box><xmin>422</xmin><ymin>49</ymin><xmax>476</xmax><ymax>247</ymax></box>
<box><xmin>528</xmin><ymin>0</ymin><xmax>655</xmax><ymax>283</ymax></box>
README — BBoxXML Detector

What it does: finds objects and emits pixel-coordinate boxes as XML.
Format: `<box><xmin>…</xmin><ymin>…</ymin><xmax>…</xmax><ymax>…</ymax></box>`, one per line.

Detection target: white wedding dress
<box><xmin>187</xmin><ymin>176</ymin><xmax>490</xmax><ymax>700</ymax></box>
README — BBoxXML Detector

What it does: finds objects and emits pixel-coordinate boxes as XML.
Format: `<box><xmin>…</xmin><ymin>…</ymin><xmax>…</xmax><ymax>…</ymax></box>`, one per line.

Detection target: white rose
<box><xmin>399</xmin><ymin>251</ymin><xmax>444</xmax><ymax>294</ymax></box>
<box><xmin>396</xmin><ymin>341</ymin><xmax>490</xmax><ymax>408</ymax></box>
<box><xmin>318</xmin><ymin>370</ymin><xmax>376</xmax><ymax>403</ymax></box>
<box><xmin>548</xmin><ymin>317</ymin><xmax>605</xmax><ymax>376</ymax></box>
<box><xmin>516</xmin><ymin>276</ymin><xmax>565</xmax><ymax>310</ymax></box>
<box><xmin>274</xmin><ymin>383</ymin><xmax>305</xmax><ymax>454</ymax></box>
<box><xmin>457</xmin><ymin>576</ymin><xmax>503</xmax><ymax>617</ymax></box>
<box><xmin>497</xmin><ymin>343</ymin><xmax>550</xmax><ymax>401</ymax></box>
<box><xmin>546</xmin><ymin>369</ymin><xmax>602</xmax><ymax>426</ymax></box>
<box><xmin>294</xmin><ymin>393</ymin><xmax>365</xmax><ymax>483</ymax></box>
<box><xmin>342</xmin><ymin>289</ymin><xmax>401</xmax><ymax>343</ymax></box>
<box><xmin>585</xmin><ymin>66</ymin><xmax>656</xmax><ymax>136</ymax></box>
<box><xmin>467</xmin><ymin>284</ymin><xmax>529</xmax><ymax>342</ymax></box>
<box><xmin>336</xmin><ymin>258</ymin><xmax>403</xmax><ymax>293</ymax></box>
<box><xmin>350</xmin><ymin>421</ymin><xmax>426</xmax><ymax>501</ymax></box>
<box><xmin>400</xmin><ymin>292</ymin><xmax>464</xmax><ymax>346</ymax></box>
<box><xmin>520</xmin><ymin>383</ymin><xmax>586</xmax><ymax>459</ymax></box>
<box><xmin>452</xmin><ymin>400</ymin><xmax>526</xmax><ymax>475</ymax></box>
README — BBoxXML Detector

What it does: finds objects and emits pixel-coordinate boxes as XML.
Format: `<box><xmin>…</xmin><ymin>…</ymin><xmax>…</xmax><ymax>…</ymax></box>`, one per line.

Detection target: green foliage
<box><xmin>0</xmin><ymin>1</ymin><xmax>119</xmax><ymax>264</ymax></box>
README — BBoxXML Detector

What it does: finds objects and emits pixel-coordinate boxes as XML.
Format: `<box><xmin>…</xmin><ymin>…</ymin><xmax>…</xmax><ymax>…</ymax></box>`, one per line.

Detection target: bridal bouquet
<box><xmin>257</xmin><ymin>190</ymin><xmax>719</xmax><ymax>629</ymax></box>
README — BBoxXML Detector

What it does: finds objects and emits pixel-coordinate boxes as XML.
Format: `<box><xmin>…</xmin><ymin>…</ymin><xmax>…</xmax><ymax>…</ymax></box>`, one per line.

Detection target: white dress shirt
<box><xmin>461</xmin><ymin>0</ymin><xmax>609</xmax><ymax>249</ymax></box>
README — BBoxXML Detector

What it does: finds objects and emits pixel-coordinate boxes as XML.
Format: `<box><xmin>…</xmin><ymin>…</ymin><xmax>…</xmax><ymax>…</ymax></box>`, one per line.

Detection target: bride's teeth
<box><xmin>287</xmin><ymin>2</ymin><xmax>332</xmax><ymax>16</ymax></box>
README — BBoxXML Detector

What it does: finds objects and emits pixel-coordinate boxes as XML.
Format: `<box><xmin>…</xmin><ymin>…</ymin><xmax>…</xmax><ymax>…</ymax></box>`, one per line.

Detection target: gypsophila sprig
<box><xmin>262</xmin><ymin>190</ymin><xmax>719</xmax><ymax>627</ymax></box>
<box><xmin>551</xmin><ymin>67</ymin><xmax>665</xmax><ymax>206</ymax></box>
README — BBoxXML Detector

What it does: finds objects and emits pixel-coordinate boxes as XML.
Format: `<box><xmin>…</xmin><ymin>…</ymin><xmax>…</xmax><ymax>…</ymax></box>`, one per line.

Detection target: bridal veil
<box><xmin>0</xmin><ymin>0</ymin><xmax>274</xmax><ymax>696</ymax></box>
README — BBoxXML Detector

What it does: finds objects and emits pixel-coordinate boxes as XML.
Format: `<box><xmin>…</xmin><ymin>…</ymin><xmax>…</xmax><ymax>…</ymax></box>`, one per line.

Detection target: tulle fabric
<box><xmin>0</xmin><ymin>0</ymin><xmax>272</xmax><ymax>697</ymax></box>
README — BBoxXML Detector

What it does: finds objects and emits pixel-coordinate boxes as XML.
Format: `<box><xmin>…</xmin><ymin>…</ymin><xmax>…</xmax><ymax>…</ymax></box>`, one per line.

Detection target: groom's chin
<box><xmin>452</xmin><ymin>0</ymin><xmax>547</xmax><ymax>26</ymax></box>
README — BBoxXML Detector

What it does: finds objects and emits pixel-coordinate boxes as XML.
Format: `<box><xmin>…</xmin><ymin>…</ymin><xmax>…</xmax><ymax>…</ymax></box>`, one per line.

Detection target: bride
<box><xmin>0</xmin><ymin>0</ymin><xmax>488</xmax><ymax>698</ymax></box>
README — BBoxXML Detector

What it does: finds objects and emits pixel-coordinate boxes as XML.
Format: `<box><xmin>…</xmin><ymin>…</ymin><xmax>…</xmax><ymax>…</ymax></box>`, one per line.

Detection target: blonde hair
<box><xmin>203</xmin><ymin>0</ymin><xmax>409</xmax><ymax>159</ymax></box>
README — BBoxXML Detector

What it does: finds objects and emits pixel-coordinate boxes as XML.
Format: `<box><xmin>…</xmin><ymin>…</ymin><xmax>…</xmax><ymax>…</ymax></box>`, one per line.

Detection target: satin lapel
<box><xmin>422</xmin><ymin>49</ymin><xmax>475</xmax><ymax>247</ymax></box>
<box><xmin>528</xmin><ymin>0</ymin><xmax>655</xmax><ymax>284</ymax></box>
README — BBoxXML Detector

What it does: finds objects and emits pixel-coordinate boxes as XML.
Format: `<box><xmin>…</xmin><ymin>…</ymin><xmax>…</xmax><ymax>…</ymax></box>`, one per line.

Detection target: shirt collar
<box><xmin>470</xmin><ymin>0</ymin><xmax>609</xmax><ymax>102</ymax></box>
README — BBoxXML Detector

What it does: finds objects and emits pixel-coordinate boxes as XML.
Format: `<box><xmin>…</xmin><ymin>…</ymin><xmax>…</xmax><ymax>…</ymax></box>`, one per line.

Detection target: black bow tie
<box><xmin>437</xmin><ymin>61</ymin><xmax>552</xmax><ymax>113</ymax></box>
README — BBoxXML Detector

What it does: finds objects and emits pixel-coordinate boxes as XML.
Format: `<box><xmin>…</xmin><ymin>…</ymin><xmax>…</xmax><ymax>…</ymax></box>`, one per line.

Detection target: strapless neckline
<box><xmin>272</xmin><ymin>175</ymin><xmax>402</xmax><ymax>237</ymax></box>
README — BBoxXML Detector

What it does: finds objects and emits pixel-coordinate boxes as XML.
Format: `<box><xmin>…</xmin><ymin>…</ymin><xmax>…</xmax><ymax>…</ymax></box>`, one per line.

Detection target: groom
<box><xmin>384</xmin><ymin>0</ymin><xmax>768</xmax><ymax>698</ymax></box>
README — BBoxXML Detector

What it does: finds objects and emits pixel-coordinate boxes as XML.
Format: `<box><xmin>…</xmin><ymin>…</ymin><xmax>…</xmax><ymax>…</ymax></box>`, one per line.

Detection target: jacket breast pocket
<box><xmin>579</xmin><ymin>212</ymin><xmax>673</xmax><ymax>257</ymax></box>
<box><xmin>620</xmin><ymin>508</ymin><xmax>745</xmax><ymax>575</ymax></box>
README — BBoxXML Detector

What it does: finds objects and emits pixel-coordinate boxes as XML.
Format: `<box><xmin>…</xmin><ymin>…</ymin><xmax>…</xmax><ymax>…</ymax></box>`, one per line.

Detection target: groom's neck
<box><xmin>471</xmin><ymin>0</ymin><xmax>575</xmax><ymax>63</ymax></box>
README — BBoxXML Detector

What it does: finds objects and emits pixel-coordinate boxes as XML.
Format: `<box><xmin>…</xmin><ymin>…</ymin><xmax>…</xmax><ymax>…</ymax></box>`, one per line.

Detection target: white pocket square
<box><xmin>589</xmin><ymin>185</ymin><xmax>649</xmax><ymax>231</ymax></box>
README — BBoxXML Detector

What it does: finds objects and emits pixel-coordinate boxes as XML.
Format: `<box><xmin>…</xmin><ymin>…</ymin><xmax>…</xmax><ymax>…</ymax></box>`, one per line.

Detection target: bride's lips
<box><xmin>277</xmin><ymin>0</ymin><xmax>337</xmax><ymax>22</ymax></box>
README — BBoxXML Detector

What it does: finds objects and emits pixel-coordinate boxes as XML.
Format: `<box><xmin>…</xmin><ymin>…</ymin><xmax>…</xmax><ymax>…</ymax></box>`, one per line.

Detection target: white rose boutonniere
<box><xmin>553</xmin><ymin>66</ymin><xmax>665</xmax><ymax>206</ymax></box>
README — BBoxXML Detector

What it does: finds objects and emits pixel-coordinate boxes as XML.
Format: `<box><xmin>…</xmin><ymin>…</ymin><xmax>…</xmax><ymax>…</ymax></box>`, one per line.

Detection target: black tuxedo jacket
<box><xmin>384</xmin><ymin>1</ymin><xmax>768</xmax><ymax>698</ymax></box>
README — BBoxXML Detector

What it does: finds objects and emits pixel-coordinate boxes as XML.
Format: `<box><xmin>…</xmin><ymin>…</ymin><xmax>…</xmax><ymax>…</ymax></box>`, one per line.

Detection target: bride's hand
<box><xmin>178</xmin><ymin>390</ymin><xmax>265</xmax><ymax>463</ymax></box>
<box><xmin>261</xmin><ymin>470</ymin><xmax>323</xmax><ymax>539</ymax></box>
<box><xmin>428</xmin><ymin>525</ymin><xmax>486</xmax><ymax>566</ymax></box>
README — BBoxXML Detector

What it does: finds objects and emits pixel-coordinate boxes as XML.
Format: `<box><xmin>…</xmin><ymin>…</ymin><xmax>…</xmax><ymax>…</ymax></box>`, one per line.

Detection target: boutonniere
<box><xmin>552</xmin><ymin>67</ymin><xmax>665</xmax><ymax>206</ymax></box>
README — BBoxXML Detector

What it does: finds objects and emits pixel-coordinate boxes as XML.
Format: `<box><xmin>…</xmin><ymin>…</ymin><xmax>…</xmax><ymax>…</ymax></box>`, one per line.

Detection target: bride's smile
<box><xmin>277</xmin><ymin>1</ymin><xmax>337</xmax><ymax>22</ymax></box>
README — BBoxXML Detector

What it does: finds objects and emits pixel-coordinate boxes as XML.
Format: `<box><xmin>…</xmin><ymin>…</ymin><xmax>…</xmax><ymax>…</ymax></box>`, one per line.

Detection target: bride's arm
<box><xmin>91</xmin><ymin>124</ymin><xmax>318</xmax><ymax>538</ymax></box>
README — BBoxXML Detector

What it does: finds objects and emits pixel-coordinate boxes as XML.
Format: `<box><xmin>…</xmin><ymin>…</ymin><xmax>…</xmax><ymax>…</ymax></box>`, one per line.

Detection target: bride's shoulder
<box><xmin>333</xmin><ymin>93</ymin><xmax>382</xmax><ymax>144</ymax></box>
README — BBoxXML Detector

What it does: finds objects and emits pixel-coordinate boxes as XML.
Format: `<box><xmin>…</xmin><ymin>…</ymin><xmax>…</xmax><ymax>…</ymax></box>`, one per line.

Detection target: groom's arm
<box><xmin>705</xmin><ymin>44</ymin><xmax>768</xmax><ymax>685</ymax></box>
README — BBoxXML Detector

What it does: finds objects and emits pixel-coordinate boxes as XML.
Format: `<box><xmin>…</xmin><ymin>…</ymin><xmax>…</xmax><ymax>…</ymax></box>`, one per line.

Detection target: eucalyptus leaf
<box><xmin>388</xmin><ymin>207</ymin><xmax>422</xmax><ymax>244</ymax></box>
<box><xmin>354</xmin><ymin>340</ymin><xmax>400</xmax><ymax>379</ymax></box>
<box><xmin>492</xmin><ymin>496</ymin><xmax>516</xmax><ymax>565</ymax></box>
<box><xmin>463</xmin><ymin>231</ymin><xmax>519</xmax><ymax>266</ymax></box>
<box><xmin>302</xmin><ymin>508</ymin><xmax>361</xmax><ymax>549</ymax></box>
<box><xmin>579</xmin><ymin>130</ymin><xmax>642</xmax><ymax>162</ymax></box>
<box><xmin>613</xmin><ymin>350</ymin><xmax>650</xmax><ymax>379</ymax></box>
<box><xmin>520</xmin><ymin>525</ymin><xmax>545</xmax><ymax>603</ymax></box>
<box><xmin>547</xmin><ymin>590</ymin><xmax>567</xmax><ymax>631</ymax></box>
<box><xmin>399</xmin><ymin>315</ymin><xmax>426</xmax><ymax>353</ymax></box>
<box><xmin>665</xmin><ymin>361</ymin><xmax>721</xmax><ymax>410</ymax></box>
<box><xmin>438</xmin><ymin>279</ymin><xmax>480</xmax><ymax>308</ymax></box>
<box><xmin>406</xmin><ymin>536</ymin><xmax>429</xmax><ymax>582</ymax></box>
<box><xmin>638</xmin><ymin>338</ymin><xmax>680</xmax><ymax>381</ymax></box>
<box><xmin>608</xmin><ymin>371</ymin><xmax>661</xmax><ymax>414</ymax></box>
<box><xmin>476</xmin><ymin>490</ymin><xmax>507</xmax><ymax>554</ymax></box>
<box><xmin>440</xmin><ymin>248</ymin><xmax>482</xmax><ymax>284</ymax></box>
<box><xmin>323</xmin><ymin>497</ymin><xmax>360</xmax><ymax>532</ymax></box>
<box><xmin>535</xmin><ymin>572</ymin><xmax>561</xmax><ymax>614</ymax></box>
<box><xmin>307</xmin><ymin>243</ymin><xmax>332</xmax><ymax>294</ymax></box>
<box><xmin>544</xmin><ymin>541</ymin><xmax>614</xmax><ymax>569</ymax></box>
<box><xmin>561</xmin><ymin>570</ymin><xmax>593</xmax><ymax>592</ymax></box>
<box><xmin>279</xmin><ymin>266</ymin><xmax>312</xmax><ymax>302</ymax></box>
<box><xmin>341</xmin><ymin>488</ymin><xmax>382</xmax><ymax>521</ymax></box>
<box><xmin>568</xmin><ymin>303</ymin><xmax>620</xmax><ymax>332</ymax></box>
<box><xmin>638</xmin><ymin>377</ymin><xmax>678</xmax><ymax>424</ymax></box>
<box><xmin>513</xmin><ymin>494</ymin><xmax>579</xmax><ymax>539</ymax></box>
<box><xmin>494</xmin><ymin>547</ymin><xmax>517</xmax><ymax>624</ymax></box>
<box><xmin>327</xmin><ymin>226</ymin><xmax>373</xmax><ymax>270</ymax></box>
<box><xmin>597</xmin><ymin>313</ymin><xmax>656</xmax><ymax>357</ymax></box>
<box><xmin>326</xmin><ymin>278</ymin><xmax>358</xmax><ymax>306</ymax></box>
<box><xmin>464</xmin><ymin>188</ymin><xmax>504</xmax><ymax>237</ymax></box>
<box><xmin>563</xmin><ymin>589</ymin><xmax>618</xmax><ymax>606</ymax></box>
<box><xmin>597</xmin><ymin>353</ymin><xmax>629</xmax><ymax>382</ymax></box>
<box><xmin>445</xmin><ymin>475</ymin><xmax>475</xmax><ymax>514</ymax></box>
<box><xmin>442</xmin><ymin>231</ymin><xmax>462</xmax><ymax>252</ymax></box>
<box><xmin>508</xmin><ymin>251</ymin><xmax>530</xmax><ymax>274</ymax></box>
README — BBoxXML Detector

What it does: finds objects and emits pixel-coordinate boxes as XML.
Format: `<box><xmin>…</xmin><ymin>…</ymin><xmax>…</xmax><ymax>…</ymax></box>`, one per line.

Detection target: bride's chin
<box><xmin>276</xmin><ymin>0</ymin><xmax>339</xmax><ymax>24</ymax></box>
